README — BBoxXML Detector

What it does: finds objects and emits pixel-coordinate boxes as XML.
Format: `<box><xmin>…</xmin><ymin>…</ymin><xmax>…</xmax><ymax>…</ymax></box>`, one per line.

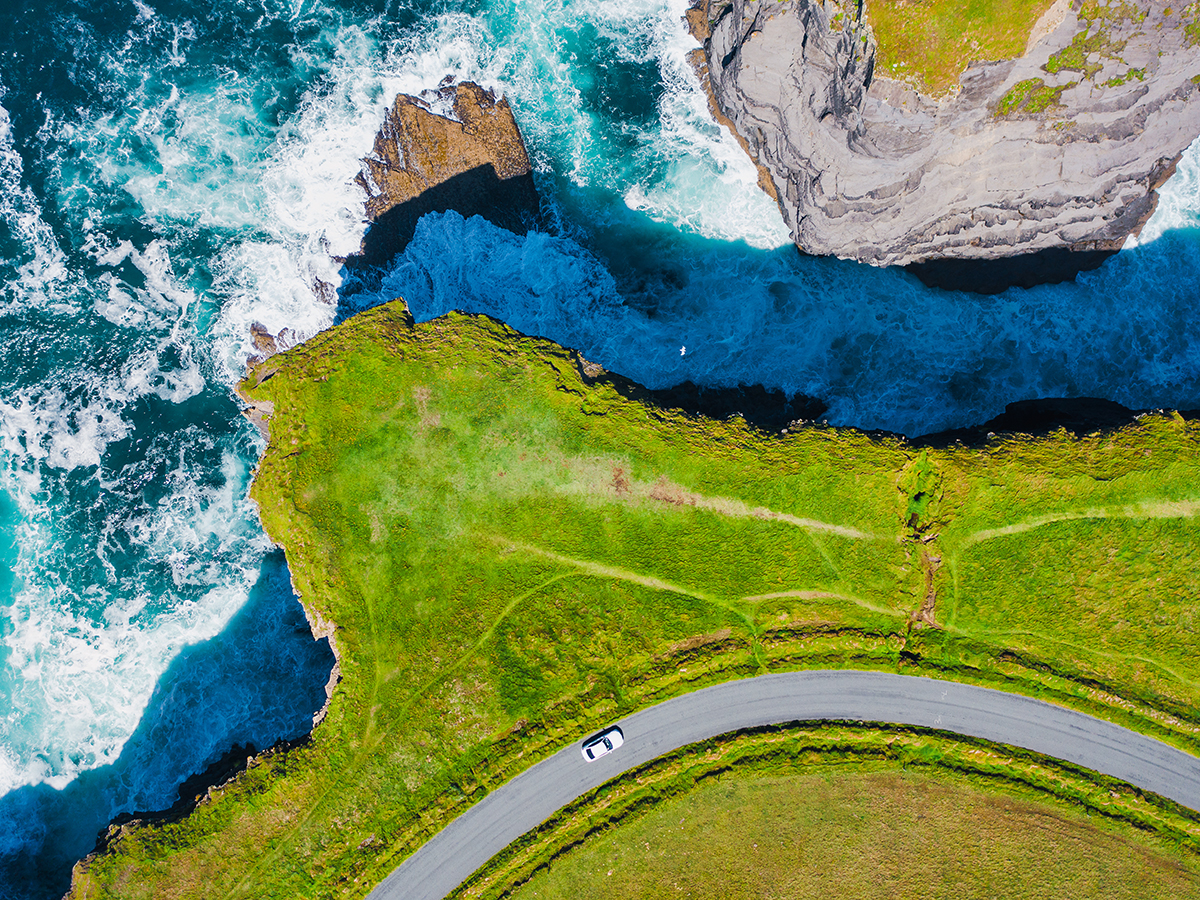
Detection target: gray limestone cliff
<box><xmin>688</xmin><ymin>0</ymin><xmax>1200</xmax><ymax>289</ymax></box>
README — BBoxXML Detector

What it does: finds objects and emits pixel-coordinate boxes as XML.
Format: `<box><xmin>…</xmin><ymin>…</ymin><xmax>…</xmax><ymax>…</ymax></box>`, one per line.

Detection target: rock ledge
<box><xmin>688</xmin><ymin>0</ymin><xmax>1200</xmax><ymax>287</ymax></box>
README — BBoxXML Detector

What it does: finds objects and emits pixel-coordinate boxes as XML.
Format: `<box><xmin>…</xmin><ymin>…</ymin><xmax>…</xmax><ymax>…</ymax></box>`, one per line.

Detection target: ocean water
<box><xmin>0</xmin><ymin>0</ymin><xmax>1197</xmax><ymax>896</ymax></box>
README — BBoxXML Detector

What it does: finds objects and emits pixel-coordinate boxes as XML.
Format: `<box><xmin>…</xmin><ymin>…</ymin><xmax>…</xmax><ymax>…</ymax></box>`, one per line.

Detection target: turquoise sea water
<box><xmin>0</xmin><ymin>0</ymin><xmax>1197</xmax><ymax>896</ymax></box>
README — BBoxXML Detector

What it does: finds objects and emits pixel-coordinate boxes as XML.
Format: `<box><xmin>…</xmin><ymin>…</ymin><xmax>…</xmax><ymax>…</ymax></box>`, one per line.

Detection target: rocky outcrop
<box><xmin>688</xmin><ymin>0</ymin><xmax>1200</xmax><ymax>290</ymax></box>
<box><xmin>354</xmin><ymin>81</ymin><xmax>539</xmax><ymax>264</ymax></box>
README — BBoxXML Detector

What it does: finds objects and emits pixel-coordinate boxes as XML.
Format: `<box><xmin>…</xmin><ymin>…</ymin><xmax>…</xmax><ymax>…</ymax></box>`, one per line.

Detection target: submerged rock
<box><xmin>687</xmin><ymin>0</ymin><xmax>1200</xmax><ymax>292</ymax></box>
<box><xmin>354</xmin><ymin>81</ymin><xmax>539</xmax><ymax>264</ymax></box>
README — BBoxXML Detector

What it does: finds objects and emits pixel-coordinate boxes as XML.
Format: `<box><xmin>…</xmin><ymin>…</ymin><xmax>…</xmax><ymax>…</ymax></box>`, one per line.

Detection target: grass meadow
<box><xmin>507</xmin><ymin>765</ymin><xmax>1200</xmax><ymax>900</ymax></box>
<box><xmin>71</xmin><ymin>301</ymin><xmax>1200</xmax><ymax>898</ymax></box>
<box><xmin>866</xmin><ymin>0</ymin><xmax>1054</xmax><ymax>93</ymax></box>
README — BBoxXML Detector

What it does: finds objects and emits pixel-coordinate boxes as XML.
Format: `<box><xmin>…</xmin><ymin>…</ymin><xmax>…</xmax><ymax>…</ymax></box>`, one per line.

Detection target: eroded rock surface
<box><xmin>354</xmin><ymin>81</ymin><xmax>538</xmax><ymax>263</ymax></box>
<box><xmin>689</xmin><ymin>0</ymin><xmax>1200</xmax><ymax>287</ymax></box>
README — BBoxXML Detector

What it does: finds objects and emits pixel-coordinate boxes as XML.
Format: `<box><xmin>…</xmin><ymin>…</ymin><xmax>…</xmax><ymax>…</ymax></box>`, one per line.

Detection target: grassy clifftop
<box><xmin>866</xmin><ymin>0</ymin><xmax>1057</xmax><ymax>94</ymax></box>
<box><xmin>71</xmin><ymin>300</ymin><xmax>1200</xmax><ymax>898</ymax></box>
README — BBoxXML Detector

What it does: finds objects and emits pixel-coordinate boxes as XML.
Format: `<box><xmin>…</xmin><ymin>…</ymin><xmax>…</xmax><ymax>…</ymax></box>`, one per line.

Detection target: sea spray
<box><xmin>0</xmin><ymin>0</ymin><xmax>354</xmax><ymax>894</ymax></box>
<box><xmin>0</xmin><ymin>552</ymin><xmax>334</xmax><ymax>900</ymax></box>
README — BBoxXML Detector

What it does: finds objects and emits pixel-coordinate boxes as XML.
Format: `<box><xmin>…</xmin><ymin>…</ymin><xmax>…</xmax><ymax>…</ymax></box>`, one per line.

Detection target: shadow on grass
<box><xmin>0</xmin><ymin>550</ymin><xmax>335</xmax><ymax>900</ymax></box>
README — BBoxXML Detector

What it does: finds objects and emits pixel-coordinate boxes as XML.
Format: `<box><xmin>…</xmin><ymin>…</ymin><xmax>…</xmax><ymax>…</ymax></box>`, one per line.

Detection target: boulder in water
<box><xmin>354</xmin><ymin>81</ymin><xmax>539</xmax><ymax>264</ymax></box>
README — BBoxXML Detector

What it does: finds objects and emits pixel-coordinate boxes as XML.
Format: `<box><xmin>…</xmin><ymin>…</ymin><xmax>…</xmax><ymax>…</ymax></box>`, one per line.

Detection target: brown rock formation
<box><xmin>354</xmin><ymin>82</ymin><xmax>538</xmax><ymax>264</ymax></box>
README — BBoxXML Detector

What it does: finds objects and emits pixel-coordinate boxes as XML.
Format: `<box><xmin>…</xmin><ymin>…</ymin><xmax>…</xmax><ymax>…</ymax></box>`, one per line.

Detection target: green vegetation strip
<box><xmin>480</xmin><ymin>726</ymin><xmax>1200</xmax><ymax>900</ymax></box>
<box><xmin>71</xmin><ymin>301</ymin><xmax>1200</xmax><ymax>899</ymax></box>
<box><xmin>1185</xmin><ymin>3</ymin><xmax>1200</xmax><ymax>47</ymax></box>
<box><xmin>992</xmin><ymin>0</ymin><xmax>1173</xmax><ymax>118</ymax></box>
<box><xmin>995</xmin><ymin>77</ymin><xmax>1073</xmax><ymax>117</ymax></box>
<box><xmin>1044</xmin><ymin>25</ymin><xmax>1125</xmax><ymax>80</ymax></box>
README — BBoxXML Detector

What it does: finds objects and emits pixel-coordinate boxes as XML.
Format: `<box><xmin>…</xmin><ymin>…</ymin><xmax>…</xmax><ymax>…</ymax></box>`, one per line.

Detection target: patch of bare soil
<box><xmin>662</xmin><ymin>628</ymin><xmax>735</xmax><ymax>658</ymax></box>
<box><xmin>611</xmin><ymin>466</ymin><xmax>631</xmax><ymax>495</ymax></box>
<box><xmin>413</xmin><ymin>385</ymin><xmax>441</xmax><ymax>430</ymax></box>
<box><xmin>911</xmin><ymin>550</ymin><xmax>941</xmax><ymax>628</ymax></box>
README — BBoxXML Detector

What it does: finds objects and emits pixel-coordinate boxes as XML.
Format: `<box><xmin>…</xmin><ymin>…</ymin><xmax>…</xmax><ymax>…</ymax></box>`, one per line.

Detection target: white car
<box><xmin>581</xmin><ymin>726</ymin><xmax>624</xmax><ymax>761</ymax></box>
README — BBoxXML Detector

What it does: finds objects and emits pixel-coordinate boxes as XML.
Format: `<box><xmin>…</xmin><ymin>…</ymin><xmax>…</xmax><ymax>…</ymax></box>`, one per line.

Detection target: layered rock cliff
<box><xmin>688</xmin><ymin>0</ymin><xmax>1200</xmax><ymax>289</ymax></box>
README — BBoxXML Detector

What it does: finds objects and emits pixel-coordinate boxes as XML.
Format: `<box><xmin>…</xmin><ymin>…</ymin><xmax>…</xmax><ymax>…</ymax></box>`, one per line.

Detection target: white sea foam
<box><xmin>0</xmin><ymin>112</ymin><xmax>267</xmax><ymax>798</ymax></box>
<box><xmin>618</xmin><ymin>0</ymin><xmax>792</xmax><ymax>248</ymax></box>
<box><xmin>258</xmin><ymin>0</ymin><xmax>791</xmax><ymax>252</ymax></box>
<box><xmin>0</xmin><ymin>417</ymin><xmax>259</xmax><ymax>788</ymax></box>
<box><xmin>0</xmin><ymin>439</ymin><xmax>271</xmax><ymax>793</ymax></box>
<box><xmin>0</xmin><ymin>98</ymin><xmax>69</xmax><ymax>315</ymax></box>
<box><xmin>211</xmin><ymin>12</ymin><xmax>517</xmax><ymax>376</ymax></box>
<box><xmin>1126</xmin><ymin>135</ymin><xmax>1200</xmax><ymax>247</ymax></box>
<box><xmin>0</xmin><ymin>6</ymin><xmax>339</xmax><ymax>803</ymax></box>
<box><xmin>0</xmin><ymin>2</ymin><xmax>384</xmax><ymax>803</ymax></box>
<box><xmin>215</xmin><ymin>0</ymin><xmax>790</xmax><ymax>375</ymax></box>
<box><xmin>0</xmin><ymin>388</ymin><xmax>130</xmax><ymax>473</ymax></box>
<box><xmin>86</xmin><ymin>61</ymin><xmax>271</xmax><ymax>233</ymax></box>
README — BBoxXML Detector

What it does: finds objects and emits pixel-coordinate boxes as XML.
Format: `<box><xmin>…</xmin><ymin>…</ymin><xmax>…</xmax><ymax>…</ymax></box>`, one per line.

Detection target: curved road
<box><xmin>367</xmin><ymin>671</ymin><xmax>1200</xmax><ymax>900</ymax></box>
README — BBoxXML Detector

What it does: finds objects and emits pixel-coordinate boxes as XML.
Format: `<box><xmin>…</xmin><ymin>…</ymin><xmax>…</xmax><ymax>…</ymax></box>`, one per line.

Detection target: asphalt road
<box><xmin>367</xmin><ymin>671</ymin><xmax>1200</xmax><ymax>900</ymax></box>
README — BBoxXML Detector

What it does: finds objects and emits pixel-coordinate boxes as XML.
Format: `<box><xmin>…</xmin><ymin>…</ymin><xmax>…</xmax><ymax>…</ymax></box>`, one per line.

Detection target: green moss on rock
<box><xmin>995</xmin><ymin>77</ymin><xmax>1074</xmax><ymax>117</ymax></box>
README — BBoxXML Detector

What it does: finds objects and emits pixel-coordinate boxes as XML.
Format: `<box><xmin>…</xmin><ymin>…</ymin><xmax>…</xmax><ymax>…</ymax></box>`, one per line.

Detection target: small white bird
<box><xmin>680</xmin><ymin>345</ymin><xmax>686</xmax><ymax>356</ymax></box>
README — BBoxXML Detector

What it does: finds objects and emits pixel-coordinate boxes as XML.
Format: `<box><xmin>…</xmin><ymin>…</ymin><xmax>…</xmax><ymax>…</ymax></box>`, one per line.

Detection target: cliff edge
<box><xmin>688</xmin><ymin>0</ymin><xmax>1200</xmax><ymax>290</ymax></box>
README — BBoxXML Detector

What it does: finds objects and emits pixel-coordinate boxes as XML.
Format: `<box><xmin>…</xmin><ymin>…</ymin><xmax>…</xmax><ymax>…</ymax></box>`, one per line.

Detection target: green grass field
<box><xmin>509</xmin><ymin>768</ymin><xmax>1200</xmax><ymax>900</ymax></box>
<box><xmin>69</xmin><ymin>301</ymin><xmax>1200</xmax><ymax>898</ymax></box>
<box><xmin>866</xmin><ymin>0</ymin><xmax>1054</xmax><ymax>94</ymax></box>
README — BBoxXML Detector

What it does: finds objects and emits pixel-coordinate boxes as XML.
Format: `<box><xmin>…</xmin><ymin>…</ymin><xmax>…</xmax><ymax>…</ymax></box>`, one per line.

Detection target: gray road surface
<box><xmin>367</xmin><ymin>670</ymin><xmax>1200</xmax><ymax>900</ymax></box>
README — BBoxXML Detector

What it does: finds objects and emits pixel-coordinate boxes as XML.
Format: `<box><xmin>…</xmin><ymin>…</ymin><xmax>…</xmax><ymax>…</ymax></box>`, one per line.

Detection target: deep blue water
<box><xmin>0</xmin><ymin>0</ymin><xmax>1197</xmax><ymax>897</ymax></box>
